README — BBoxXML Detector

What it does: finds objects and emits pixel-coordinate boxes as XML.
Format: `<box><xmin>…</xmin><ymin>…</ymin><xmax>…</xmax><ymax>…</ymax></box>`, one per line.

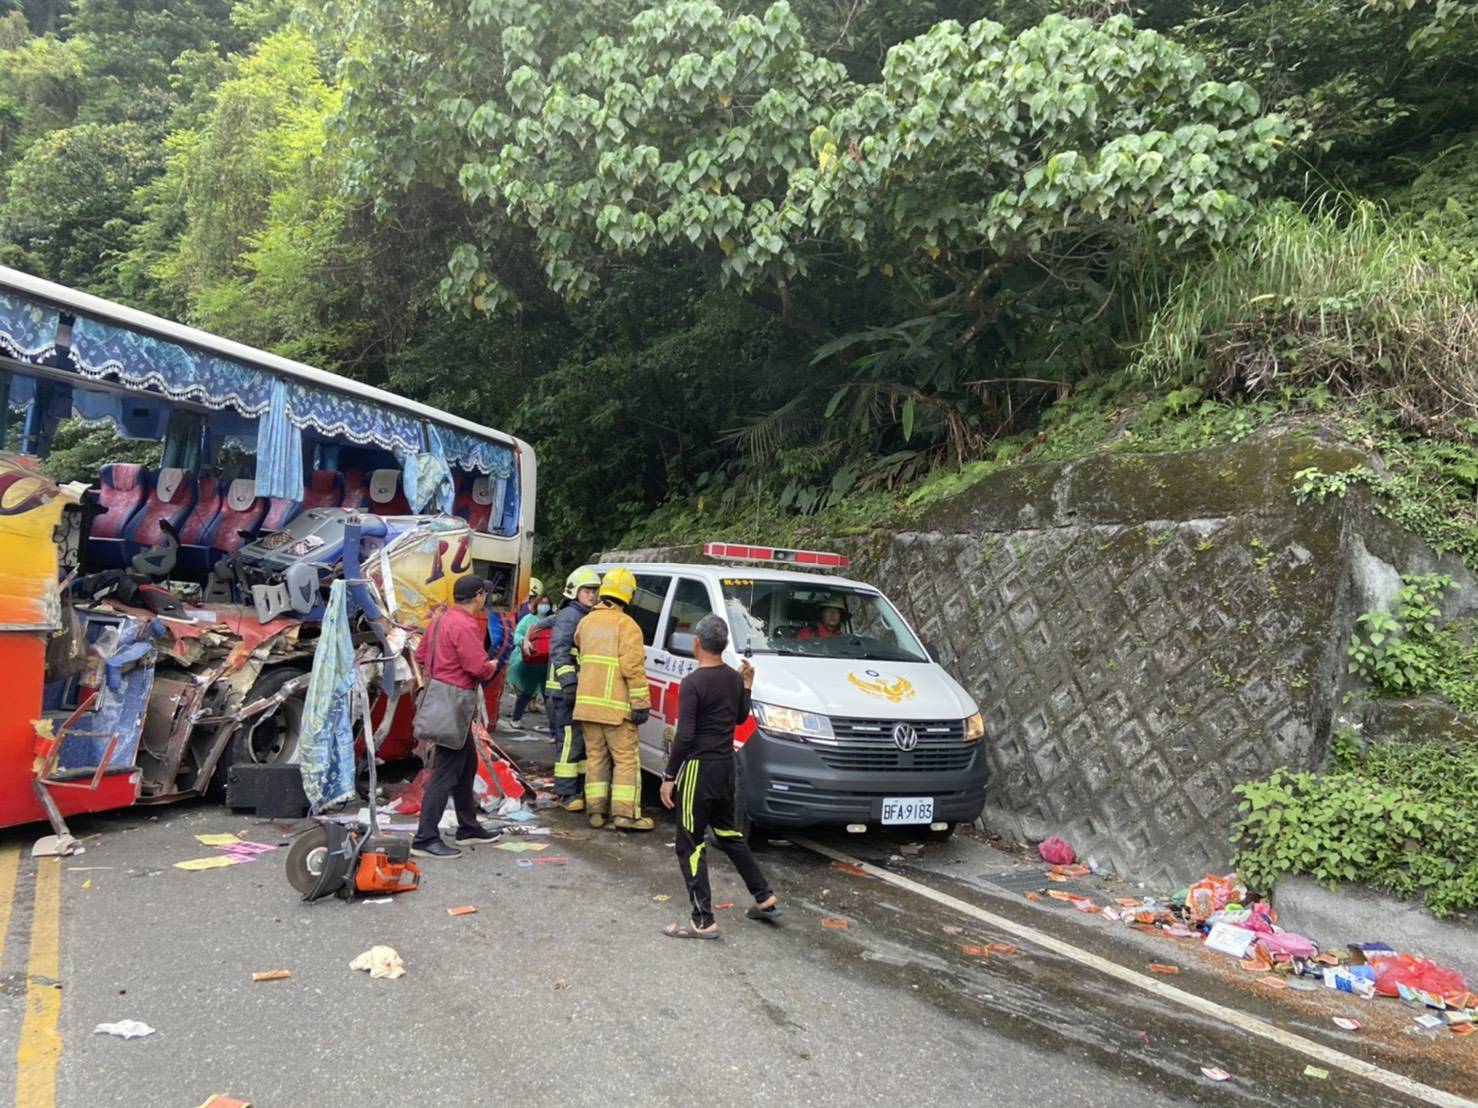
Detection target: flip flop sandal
<box><xmin>662</xmin><ymin>923</ymin><xmax>721</xmax><ymax>940</ymax></box>
<box><xmin>745</xmin><ymin>904</ymin><xmax>785</xmax><ymax>922</ymax></box>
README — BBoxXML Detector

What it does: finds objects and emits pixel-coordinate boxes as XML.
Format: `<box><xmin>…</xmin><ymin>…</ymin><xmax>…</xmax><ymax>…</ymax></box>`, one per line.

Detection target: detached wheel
<box><xmin>233</xmin><ymin>667</ymin><xmax>308</xmax><ymax>767</ymax></box>
<box><xmin>285</xmin><ymin>825</ymin><xmax>331</xmax><ymax>895</ymax></box>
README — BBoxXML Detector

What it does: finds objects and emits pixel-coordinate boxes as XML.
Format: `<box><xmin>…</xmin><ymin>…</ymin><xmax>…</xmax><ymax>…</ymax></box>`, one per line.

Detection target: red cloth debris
<box><xmin>1373</xmin><ymin>954</ymin><xmax>1467</xmax><ymax>999</ymax></box>
<box><xmin>1037</xmin><ymin>837</ymin><xmax>1076</xmax><ymax>865</ymax></box>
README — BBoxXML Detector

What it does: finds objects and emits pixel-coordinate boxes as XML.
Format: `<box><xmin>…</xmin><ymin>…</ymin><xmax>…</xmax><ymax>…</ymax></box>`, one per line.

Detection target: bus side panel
<box><xmin>0</xmin><ymin>633</ymin><xmax>139</xmax><ymax>830</ymax></box>
<box><xmin>0</xmin><ymin>458</ymin><xmax>139</xmax><ymax>830</ymax></box>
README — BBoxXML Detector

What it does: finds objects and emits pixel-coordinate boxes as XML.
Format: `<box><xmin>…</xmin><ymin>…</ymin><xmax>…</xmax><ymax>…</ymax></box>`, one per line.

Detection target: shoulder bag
<box><xmin>413</xmin><ymin>613</ymin><xmax>477</xmax><ymax>750</ymax></box>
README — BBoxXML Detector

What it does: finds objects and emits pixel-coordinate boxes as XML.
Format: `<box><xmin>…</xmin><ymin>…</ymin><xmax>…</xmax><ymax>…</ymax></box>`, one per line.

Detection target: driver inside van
<box><xmin>797</xmin><ymin>595</ymin><xmax>847</xmax><ymax>640</ymax></box>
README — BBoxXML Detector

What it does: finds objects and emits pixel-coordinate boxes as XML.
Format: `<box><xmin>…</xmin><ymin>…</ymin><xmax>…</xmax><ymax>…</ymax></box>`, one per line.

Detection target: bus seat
<box><xmin>177</xmin><ymin>475</ymin><xmax>223</xmax><ymax>573</ymax></box>
<box><xmin>367</xmin><ymin>468</ymin><xmax>410</xmax><ymax>515</ymax></box>
<box><xmin>124</xmin><ymin>468</ymin><xmax>197</xmax><ymax>557</ymax></box>
<box><xmin>302</xmin><ymin>470</ymin><xmax>343</xmax><ymax>510</ymax></box>
<box><xmin>87</xmin><ymin>464</ymin><xmax>151</xmax><ymax>567</ymax></box>
<box><xmin>341</xmin><ymin>469</ymin><xmax>368</xmax><ymax>509</ymax></box>
<box><xmin>208</xmin><ymin>478</ymin><xmax>267</xmax><ymax>554</ymax></box>
<box><xmin>454</xmin><ymin>474</ymin><xmax>494</xmax><ymax>532</ymax></box>
<box><xmin>260</xmin><ymin>496</ymin><xmax>301</xmax><ymax>533</ymax></box>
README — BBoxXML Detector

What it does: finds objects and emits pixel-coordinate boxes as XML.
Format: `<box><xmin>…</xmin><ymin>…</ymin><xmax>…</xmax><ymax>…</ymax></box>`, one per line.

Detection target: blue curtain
<box><xmin>255</xmin><ymin>378</ymin><xmax>304</xmax><ymax>500</ymax></box>
<box><xmin>299</xmin><ymin>581</ymin><xmax>358</xmax><ymax>812</ymax></box>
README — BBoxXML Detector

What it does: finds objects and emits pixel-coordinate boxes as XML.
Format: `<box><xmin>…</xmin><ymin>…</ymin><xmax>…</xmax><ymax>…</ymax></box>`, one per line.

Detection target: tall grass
<box><xmin>1133</xmin><ymin>200</ymin><xmax>1478</xmax><ymax>439</ymax></box>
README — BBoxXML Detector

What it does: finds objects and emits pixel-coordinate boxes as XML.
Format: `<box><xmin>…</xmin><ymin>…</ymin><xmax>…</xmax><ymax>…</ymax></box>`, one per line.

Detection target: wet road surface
<box><xmin>1</xmin><ymin>743</ymin><xmax>1474</xmax><ymax>1107</ymax></box>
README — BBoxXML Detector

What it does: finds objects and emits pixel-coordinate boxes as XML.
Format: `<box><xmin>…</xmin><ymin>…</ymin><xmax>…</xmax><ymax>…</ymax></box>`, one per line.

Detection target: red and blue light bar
<box><xmin>702</xmin><ymin>541</ymin><xmax>850</xmax><ymax>569</ymax></box>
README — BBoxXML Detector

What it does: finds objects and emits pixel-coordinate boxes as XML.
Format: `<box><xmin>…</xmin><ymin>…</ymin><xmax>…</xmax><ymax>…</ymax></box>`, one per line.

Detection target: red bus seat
<box><xmin>453</xmin><ymin>474</ymin><xmax>495</xmax><ymax>532</ymax></box>
<box><xmin>177</xmin><ymin>475</ymin><xmax>223</xmax><ymax>573</ymax></box>
<box><xmin>87</xmin><ymin>464</ymin><xmax>151</xmax><ymax>567</ymax></box>
<box><xmin>367</xmin><ymin>468</ymin><xmax>410</xmax><ymax>515</ymax></box>
<box><xmin>341</xmin><ymin>469</ymin><xmax>368</xmax><ymax>509</ymax></box>
<box><xmin>302</xmin><ymin>470</ymin><xmax>343</xmax><ymax>511</ymax></box>
<box><xmin>260</xmin><ymin>496</ymin><xmax>300</xmax><ymax>533</ymax></box>
<box><xmin>124</xmin><ymin>468</ymin><xmax>197</xmax><ymax>558</ymax></box>
<box><xmin>209</xmin><ymin>478</ymin><xmax>267</xmax><ymax>554</ymax></box>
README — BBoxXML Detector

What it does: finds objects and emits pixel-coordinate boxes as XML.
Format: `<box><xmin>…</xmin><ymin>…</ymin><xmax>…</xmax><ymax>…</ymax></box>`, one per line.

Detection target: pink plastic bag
<box><xmin>1373</xmin><ymin>954</ymin><xmax>1467</xmax><ymax>999</ymax></box>
<box><xmin>1255</xmin><ymin>931</ymin><xmax>1316</xmax><ymax>959</ymax></box>
<box><xmin>1037</xmin><ymin>837</ymin><xmax>1076</xmax><ymax>866</ymax></box>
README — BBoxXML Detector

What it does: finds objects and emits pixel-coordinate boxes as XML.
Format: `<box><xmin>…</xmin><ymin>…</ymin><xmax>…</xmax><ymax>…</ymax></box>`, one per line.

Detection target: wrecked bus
<box><xmin>0</xmin><ymin>266</ymin><xmax>535</xmax><ymax>836</ymax></box>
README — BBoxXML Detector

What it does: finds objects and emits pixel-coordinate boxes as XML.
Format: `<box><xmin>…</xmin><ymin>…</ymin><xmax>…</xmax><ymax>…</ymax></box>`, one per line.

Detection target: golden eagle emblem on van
<box><xmin>848</xmin><ymin>669</ymin><xmax>916</xmax><ymax>703</ymax></box>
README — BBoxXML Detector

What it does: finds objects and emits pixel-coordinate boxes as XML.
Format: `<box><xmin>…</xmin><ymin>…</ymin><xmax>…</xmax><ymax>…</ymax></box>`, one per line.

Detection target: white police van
<box><xmin>592</xmin><ymin>543</ymin><xmax>987</xmax><ymax>837</ymax></box>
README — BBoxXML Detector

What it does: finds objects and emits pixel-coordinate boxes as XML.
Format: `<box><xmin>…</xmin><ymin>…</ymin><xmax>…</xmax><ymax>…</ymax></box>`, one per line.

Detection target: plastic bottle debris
<box><xmin>95</xmin><ymin>1020</ymin><xmax>155</xmax><ymax>1039</ymax></box>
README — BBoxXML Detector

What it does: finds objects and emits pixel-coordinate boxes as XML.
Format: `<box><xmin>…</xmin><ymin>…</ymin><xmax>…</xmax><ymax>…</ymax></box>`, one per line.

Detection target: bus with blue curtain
<box><xmin>0</xmin><ymin>266</ymin><xmax>536</xmax><ymax>834</ymax></box>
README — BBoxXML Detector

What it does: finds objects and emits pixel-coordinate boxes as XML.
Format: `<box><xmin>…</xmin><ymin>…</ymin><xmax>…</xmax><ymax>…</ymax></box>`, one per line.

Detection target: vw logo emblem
<box><xmin>892</xmin><ymin>722</ymin><xmax>919</xmax><ymax>752</ymax></box>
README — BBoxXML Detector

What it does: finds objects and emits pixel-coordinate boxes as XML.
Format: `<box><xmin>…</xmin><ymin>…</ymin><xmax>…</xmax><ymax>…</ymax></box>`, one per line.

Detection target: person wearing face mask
<box><xmin>507</xmin><ymin>592</ymin><xmax>554</xmax><ymax>731</ymax></box>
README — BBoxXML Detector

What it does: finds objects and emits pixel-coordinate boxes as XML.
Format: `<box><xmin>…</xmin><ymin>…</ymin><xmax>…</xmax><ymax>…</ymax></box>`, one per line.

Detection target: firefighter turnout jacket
<box><xmin>572</xmin><ymin>601</ymin><xmax>651</xmax><ymax>724</ymax></box>
<box><xmin>544</xmin><ymin>597</ymin><xmax>591</xmax><ymax>694</ymax></box>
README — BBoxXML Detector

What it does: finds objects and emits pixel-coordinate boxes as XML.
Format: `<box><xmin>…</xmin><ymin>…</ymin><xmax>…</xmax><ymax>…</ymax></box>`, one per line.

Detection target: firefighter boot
<box><xmin>613</xmin><ymin>816</ymin><xmax>655</xmax><ymax>831</ymax></box>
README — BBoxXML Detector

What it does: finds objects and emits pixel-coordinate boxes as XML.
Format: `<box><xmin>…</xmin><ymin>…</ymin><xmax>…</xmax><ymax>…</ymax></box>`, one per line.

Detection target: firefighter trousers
<box><xmin>582</xmin><ymin>719</ymin><xmax>641</xmax><ymax>818</ymax></box>
<box><xmin>547</xmin><ymin>692</ymin><xmax>585</xmax><ymax>798</ymax></box>
<box><xmin>673</xmin><ymin>757</ymin><xmax>772</xmax><ymax>929</ymax></box>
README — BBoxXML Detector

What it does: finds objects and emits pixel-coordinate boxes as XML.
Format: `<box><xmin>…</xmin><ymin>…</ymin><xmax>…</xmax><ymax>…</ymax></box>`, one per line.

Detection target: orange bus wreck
<box><xmin>0</xmin><ymin>267</ymin><xmax>535</xmax><ymax>845</ymax></box>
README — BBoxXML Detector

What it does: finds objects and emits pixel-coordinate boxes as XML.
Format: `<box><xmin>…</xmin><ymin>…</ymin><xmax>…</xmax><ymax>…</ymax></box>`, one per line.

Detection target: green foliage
<box><xmin>39</xmin><ymin>419</ymin><xmax>162</xmax><ymax>484</ymax></box>
<box><xmin>1233</xmin><ymin>738</ymin><xmax>1478</xmax><ymax>916</ymax></box>
<box><xmin>1293</xmin><ymin>409</ymin><xmax>1478</xmax><ymax>568</ymax></box>
<box><xmin>1135</xmin><ymin>200</ymin><xmax>1478</xmax><ymax>437</ymax></box>
<box><xmin>1347</xmin><ymin>574</ymin><xmax>1452</xmax><ymax>695</ymax></box>
<box><xmin>135</xmin><ymin>29</ymin><xmax>366</xmax><ymax>364</ymax></box>
<box><xmin>0</xmin><ymin>120</ymin><xmax>161</xmax><ymax>290</ymax></box>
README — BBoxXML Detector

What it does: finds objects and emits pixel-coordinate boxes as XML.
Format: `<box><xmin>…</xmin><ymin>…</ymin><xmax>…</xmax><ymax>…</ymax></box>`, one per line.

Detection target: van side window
<box><xmin>666</xmin><ymin>578</ymin><xmax>715</xmax><ymax>651</ymax></box>
<box><xmin>629</xmin><ymin>574</ymin><xmax>671</xmax><ymax>647</ymax></box>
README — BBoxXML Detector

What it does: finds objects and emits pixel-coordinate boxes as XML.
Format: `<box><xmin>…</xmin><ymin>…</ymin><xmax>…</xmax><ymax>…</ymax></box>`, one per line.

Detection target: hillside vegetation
<box><xmin>0</xmin><ymin>0</ymin><xmax>1475</xmax><ymax>567</ymax></box>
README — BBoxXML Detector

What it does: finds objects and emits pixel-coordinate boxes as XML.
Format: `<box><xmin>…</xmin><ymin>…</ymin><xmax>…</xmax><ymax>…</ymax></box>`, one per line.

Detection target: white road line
<box><xmin>793</xmin><ymin>837</ymin><xmax>1477</xmax><ymax>1108</ymax></box>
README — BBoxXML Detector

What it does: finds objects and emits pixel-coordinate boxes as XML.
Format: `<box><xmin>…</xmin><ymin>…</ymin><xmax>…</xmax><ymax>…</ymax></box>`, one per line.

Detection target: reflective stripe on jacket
<box><xmin>544</xmin><ymin>599</ymin><xmax>589</xmax><ymax>692</ymax></box>
<box><xmin>572</xmin><ymin>601</ymin><xmax>650</xmax><ymax>724</ymax></box>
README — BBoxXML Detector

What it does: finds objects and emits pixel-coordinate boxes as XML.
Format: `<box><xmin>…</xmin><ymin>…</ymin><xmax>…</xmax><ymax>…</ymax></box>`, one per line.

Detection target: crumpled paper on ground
<box><xmin>349</xmin><ymin>945</ymin><xmax>405</xmax><ymax>979</ymax></box>
<box><xmin>95</xmin><ymin>1019</ymin><xmax>156</xmax><ymax>1039</ymax></box>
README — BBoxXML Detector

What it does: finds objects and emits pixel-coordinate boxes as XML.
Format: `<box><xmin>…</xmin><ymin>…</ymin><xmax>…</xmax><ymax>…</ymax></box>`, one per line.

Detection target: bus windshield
<box><xmin>720</xmin><ymin>579</ymin><xmax>929</xmax><ymax>663</ymax></box>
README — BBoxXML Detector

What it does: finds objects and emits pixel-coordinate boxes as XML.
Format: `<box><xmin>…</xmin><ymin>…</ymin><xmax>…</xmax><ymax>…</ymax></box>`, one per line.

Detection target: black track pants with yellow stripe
<box><xmin>673</xmin><ymin>757</ymin><xmax>772</xmax><ymax>929</ymax></box>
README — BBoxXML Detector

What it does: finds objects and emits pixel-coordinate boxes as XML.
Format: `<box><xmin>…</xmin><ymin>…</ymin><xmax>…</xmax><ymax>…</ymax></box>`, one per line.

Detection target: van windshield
<box><xmin>720</xmin><ymin>579</ymin><xmax>929</xmax><ymax>663</ymax></box>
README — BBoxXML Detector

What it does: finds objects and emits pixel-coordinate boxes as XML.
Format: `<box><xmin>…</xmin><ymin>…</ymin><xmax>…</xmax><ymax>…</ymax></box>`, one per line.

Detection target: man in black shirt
<box><xmin>659</xmin><ymin>614</ymin><xmax>782</xmax><ymax>939</ymax></box>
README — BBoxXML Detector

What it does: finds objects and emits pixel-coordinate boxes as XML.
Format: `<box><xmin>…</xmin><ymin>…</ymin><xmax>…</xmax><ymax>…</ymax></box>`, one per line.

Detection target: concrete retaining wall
<box><xmin>607</xmin><ymin>430</ymin><xmax>1475</xmax><ymax>888</ymax></box>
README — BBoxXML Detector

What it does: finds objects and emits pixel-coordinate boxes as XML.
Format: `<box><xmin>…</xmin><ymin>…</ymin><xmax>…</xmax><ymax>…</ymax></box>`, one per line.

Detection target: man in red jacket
<box><xmin>412</xmin><ymin>574</ymin><xmax>502</xmax><ymax>858</ymax></box>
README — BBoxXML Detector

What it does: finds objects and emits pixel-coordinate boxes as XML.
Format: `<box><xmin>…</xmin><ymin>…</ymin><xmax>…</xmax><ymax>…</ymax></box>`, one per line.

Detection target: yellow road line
<box><xmin>0</xmin><ymin>843</ymin><xmax>19</xmax><ymax>967</ymax></box>
<box><xmin>15</xmin><ymin>856</ymin><xmax>62</xmax><ymax>1108</ymax></box>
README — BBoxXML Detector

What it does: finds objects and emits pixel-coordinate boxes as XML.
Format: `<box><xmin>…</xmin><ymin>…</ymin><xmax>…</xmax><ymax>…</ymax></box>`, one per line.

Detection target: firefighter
<box><xmin>573</xmin><ymin>567</ymin><xmax>653</xmax><ymax>830</ymax></box>
<box><xmin>546</xmin><ymin>567</ymin><xmax>601</xmax><ymax>811</ymax></box>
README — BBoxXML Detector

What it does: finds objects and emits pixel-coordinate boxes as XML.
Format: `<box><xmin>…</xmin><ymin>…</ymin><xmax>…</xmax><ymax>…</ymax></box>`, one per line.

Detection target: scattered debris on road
<box><xmin>95</xmin><ymin>1020</ymin><xmax>155</xmax><ymax>1039</ymax></box>
<box><xmin>447</xmin><ymin>905</ymin><xmax>477</xmax><ymax>916</ymax></box>
<box><xmin>349</xmin><ymin>946</ymin><xmax>405</xmax><ymax>979</ymax></box>
<box><xmin>250</xmin><ymin>970</ymin><xmax>291</xmax><ymax>982</ymax></box>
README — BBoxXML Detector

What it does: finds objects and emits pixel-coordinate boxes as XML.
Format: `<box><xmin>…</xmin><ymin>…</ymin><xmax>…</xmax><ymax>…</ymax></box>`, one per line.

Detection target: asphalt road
<box><xmin>2</xmin><ymin>737</ymin><xmax>1475</xmax><ymax>1108</ymax></box>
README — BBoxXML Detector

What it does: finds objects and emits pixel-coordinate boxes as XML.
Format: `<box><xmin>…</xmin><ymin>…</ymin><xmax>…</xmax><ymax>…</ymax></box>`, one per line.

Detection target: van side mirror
<box><xmin>669</xmin><ymin>631</ymin><xmax>696</xmax><ymax>658</ymax></box>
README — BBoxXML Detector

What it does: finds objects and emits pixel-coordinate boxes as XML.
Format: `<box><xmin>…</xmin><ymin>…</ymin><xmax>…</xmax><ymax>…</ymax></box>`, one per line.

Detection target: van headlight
<box><xmin>753</xmin><ymin>702</ymin><xmax>834</xmax><ymax>741</ymax></box>
<box><xmin>964</xmin><ymin>712</ymin><xmax>985</xmax><ymax>742</ymax></box>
